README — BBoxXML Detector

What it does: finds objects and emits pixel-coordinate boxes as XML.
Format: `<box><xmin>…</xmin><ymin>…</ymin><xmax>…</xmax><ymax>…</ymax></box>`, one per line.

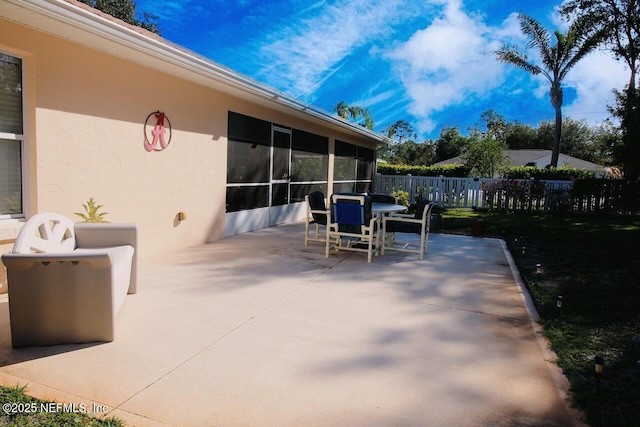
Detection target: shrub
<box><xmin>391</xmin><ymin>189</ymin><xmax>410</xmax><ymax>207</ymax></box>
<box><xmin>502</xmin><ymin>166</ymin><xmax>594</xmax><ymax>180</ymax></box>
<box><xmin>377</xmin><ymin>163</ymin><xmax>471</xmax><ymax>177</ymax></box>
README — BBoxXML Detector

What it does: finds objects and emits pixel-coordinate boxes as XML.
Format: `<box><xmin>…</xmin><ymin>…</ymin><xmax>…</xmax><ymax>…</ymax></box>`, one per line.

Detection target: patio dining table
<box><xmin>372</xmin><ymin>203</ymin><xmax>407</xmax><ymax>216</ymax></box>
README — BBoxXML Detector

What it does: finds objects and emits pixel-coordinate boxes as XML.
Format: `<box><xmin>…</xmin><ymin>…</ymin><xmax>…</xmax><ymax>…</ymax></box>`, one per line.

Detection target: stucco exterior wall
<box><xmin>0</xmin><ymin>18</ymin><xmax>377</xmax><ymax>263</ymax></box>
<box><xmin>1</xmin><ymin>19</ymin><xmax>232</xmax><ymax>258</ymax></box>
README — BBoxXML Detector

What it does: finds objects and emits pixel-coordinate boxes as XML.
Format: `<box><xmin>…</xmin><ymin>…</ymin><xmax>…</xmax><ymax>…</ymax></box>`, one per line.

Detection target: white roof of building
<box><xmin>436</xmin><ymin>149</ymin><xmax>606</xmax><ymax>172</ymax></box>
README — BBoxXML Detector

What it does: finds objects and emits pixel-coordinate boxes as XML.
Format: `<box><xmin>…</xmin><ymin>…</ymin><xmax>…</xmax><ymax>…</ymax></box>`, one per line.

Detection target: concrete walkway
<box><xmin>0</xmin><ymin>223</ymin><xmax>579</xmax><ymax>426</ymax></box>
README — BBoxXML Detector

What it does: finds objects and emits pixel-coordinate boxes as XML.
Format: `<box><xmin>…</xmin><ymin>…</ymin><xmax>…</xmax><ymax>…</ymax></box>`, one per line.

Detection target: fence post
<box><xmin>407</xmin><ymin>174</ymin><xmax>414</xmax><ymax>202</ymax></box>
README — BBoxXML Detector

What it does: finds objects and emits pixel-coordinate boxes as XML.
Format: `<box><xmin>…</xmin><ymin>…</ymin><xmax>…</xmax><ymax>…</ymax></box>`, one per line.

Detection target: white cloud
<box><xmin>255</xmin><ymin>0</ymin><xmax>406</xmax><ymax>99</ymax></box>
<box><xmin>387</xmin><ymin>0</ymin><xmax>505</xmax><ymax>133</ymax></box>
<box><xmin>386</xmin><ymin>1</ymin><xmax>630</xmax><ymax>134</ymax></box>
<box><xmin>564</xmin><ymin>50</ymin><xmax>629</xmax><ymax>123</ymax></box>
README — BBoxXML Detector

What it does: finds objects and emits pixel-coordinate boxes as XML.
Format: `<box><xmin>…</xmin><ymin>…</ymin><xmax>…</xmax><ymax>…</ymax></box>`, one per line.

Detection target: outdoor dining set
<box><xmin>304</xmin><ymin>192</ymin><xmax>435</xmax><ymax>263</ymax></box>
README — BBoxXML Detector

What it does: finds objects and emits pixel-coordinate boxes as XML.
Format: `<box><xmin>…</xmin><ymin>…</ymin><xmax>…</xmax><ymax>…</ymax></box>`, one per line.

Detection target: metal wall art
<box><xmin>144</xmin><ymin>111</ymin><xmax>172</xmax><ymax>152</ymax></box>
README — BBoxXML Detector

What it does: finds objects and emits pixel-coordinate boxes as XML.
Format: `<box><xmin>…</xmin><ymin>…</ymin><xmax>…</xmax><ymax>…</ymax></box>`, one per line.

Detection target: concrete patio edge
<box><xmin>499</xmin><ymin>239</ymin><xmax>588</xmax><ymax>427</ymax></box>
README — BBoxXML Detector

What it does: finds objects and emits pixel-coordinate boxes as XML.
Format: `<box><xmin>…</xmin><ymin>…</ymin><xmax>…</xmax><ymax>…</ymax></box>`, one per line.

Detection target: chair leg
<box><xmin>305</xmin><ymin>221</ymin><xmax>309</xmax><ymax>246</ymax></box>
<box><xmin>325</xmin><ymin>233</ymin><xmax>330</xmax><ymax>258</ymax></box>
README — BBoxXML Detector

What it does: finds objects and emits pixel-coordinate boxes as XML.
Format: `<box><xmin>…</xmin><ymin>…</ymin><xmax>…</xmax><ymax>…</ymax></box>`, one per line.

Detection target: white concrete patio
<box><xmin>0</xmin><ymin>223</ymin><xmax>580</xmax><ymax>426</ymax></box>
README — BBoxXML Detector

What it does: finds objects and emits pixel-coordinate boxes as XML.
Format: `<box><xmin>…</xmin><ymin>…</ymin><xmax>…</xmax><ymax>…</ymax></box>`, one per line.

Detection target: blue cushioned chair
<box><xmin>382</xmin><ymin>198</ymin><xmax>434</xmax><ymax>259</ymax></box>
<box><xmin>326</xmin><ymin>193</ymin><xmax>380</xmax><ymax>263</ymax></box>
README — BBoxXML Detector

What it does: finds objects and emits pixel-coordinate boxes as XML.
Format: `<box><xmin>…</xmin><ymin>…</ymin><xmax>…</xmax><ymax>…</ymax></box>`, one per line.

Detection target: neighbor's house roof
<box><xmin>436</xmin><ymin>149</ymin><xmax>606</xmax><ymax>173</ymax></box>
<box><xmin>0</xmin><ymin>0</ymin><xmax>390</xmax><ymax>144</ymax></box>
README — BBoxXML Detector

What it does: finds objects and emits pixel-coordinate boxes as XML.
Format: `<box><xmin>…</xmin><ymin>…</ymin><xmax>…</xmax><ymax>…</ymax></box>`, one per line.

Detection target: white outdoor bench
<box><xmin>1</xmin><ymin>212</ymin><xmax>137</xmax><ymax>347</ymax></box>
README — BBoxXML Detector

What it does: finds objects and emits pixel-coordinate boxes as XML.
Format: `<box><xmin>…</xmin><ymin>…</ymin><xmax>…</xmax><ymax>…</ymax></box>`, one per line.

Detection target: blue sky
<box><xmin>135</xmin><ymin>0</ymin><xmax>629</xmax><ymax>140</ymax></box>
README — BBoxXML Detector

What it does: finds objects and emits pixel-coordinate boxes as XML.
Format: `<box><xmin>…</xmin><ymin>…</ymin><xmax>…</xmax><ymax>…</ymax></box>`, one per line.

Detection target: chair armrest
<box><xmin>2</xmin><ymin>252</ymin><xmax>114</xmax><ymax>271</ymax></box>
<box><xmin>75</xmin><ymin>223</ymin><xmax>138</xmax><ymax>294</ymax></box>
<box><xmin>384</xmin><ymin>217</ymin><xmax>423</xmax><ymax>224</ymax></box>
<box><xmin>309</xmin><ymin>209</ymin><xmax>330</xmax><ymax>215</ymax></box>
<box><xmin>388</xmin><ymin>213</ymin><xmax>413</xmax><ymax>218</ymax></box>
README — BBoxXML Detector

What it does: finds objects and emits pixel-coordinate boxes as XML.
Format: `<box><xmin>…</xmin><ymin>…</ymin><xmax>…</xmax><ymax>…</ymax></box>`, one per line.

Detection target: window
<box><xmin>290</xmin><ymin>129</ymin><xmax>328</xmax><ymax>203</ymax></box>
<box><xmin>226</xmin><ymin>112</ymin><xmax>271</xmax><ymax>212</ymax></box>
<box><xmin>0</xmin><ymin>53</ymin><xmax>23</xmax><ymax>217</ymax></box>
<box><xmin>226</xmin><ymin>112</ymin><xmax>329</xmax><ymax>212</ymax></box>
<box><xmin>333</xmin><ymin>141</ymin><xmax>374</xmax><ymax>194</ymax></box>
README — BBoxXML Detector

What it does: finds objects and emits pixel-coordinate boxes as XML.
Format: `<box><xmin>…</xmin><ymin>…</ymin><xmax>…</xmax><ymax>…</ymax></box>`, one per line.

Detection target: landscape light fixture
<box><xmin>595</xmin><ymin>356</ymin><xmax>604</xmax><ymax>374</ymax></box>
<box><xmin>521</xmin><ymin>246</ymin><xmax>525</xmax><ymax>255</ymax></box>
<box><xmin>556</xmin><ymin>295</ymin><xmax>564</xmax><ymax>308</ymax></box>
<box><xmin>536</xmin><ymin>264</ymin><xmax>542</xmax><ymax>274</ymax></box>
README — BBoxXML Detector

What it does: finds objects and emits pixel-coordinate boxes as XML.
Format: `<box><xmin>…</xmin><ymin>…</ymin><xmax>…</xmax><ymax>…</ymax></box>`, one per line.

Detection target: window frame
<box><xmin>0</xmin><ymin>51</ymin><xmax>27</xmax><ymax>220</ymax></box>
<box><xmin>332</xmin><ymin>140</ymin><xmax>374</xmax><ymax>194</ymax></box>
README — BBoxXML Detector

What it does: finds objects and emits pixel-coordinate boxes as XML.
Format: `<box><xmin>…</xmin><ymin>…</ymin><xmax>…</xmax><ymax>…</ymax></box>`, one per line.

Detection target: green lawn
<box><xmin>439</xmin><ymin>208</ymin><xmax>640</xmax><ymax>427</ymax></box>
<box><xmin>0</xmin><ymin>385</ymin><xmax>123</xmax><ymax>426</ymax></box>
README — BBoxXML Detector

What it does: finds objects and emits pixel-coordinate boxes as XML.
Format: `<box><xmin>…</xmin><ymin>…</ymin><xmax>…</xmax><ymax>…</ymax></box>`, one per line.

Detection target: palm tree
<box><xmin>334</xmin><ymin>101</ymin><xmax>374</xmax><ymax>130</ymax></box>
<box><xmin>495</xmin><ymin>13</ymin><xmax>607</xmax><ymax>167</ymax></box>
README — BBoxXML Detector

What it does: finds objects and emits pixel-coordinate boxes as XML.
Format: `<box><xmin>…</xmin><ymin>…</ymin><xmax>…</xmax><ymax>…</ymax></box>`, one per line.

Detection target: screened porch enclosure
<box><xmin>225</xmin><ymin>111</ymin><xmax>374</xmax><ymax>236</ymax></box>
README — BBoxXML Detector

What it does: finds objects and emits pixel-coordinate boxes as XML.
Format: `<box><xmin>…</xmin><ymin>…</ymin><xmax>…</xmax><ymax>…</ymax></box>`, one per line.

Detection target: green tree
<box><xmin>536</xmin><ymin>118</ymin><xmax>596</xmax><ymax>162</ymax></box>
<box><xmin>390</xmin><ymin>140</ymin><xmax>436</xmax><ymax>166</ymax></box>
<box><xmin>334</xmin><ymin>101</ymin><xmax>374</xmax><ymax>130</ymax></box>
<box><xmin>78</xmin><ymin>0</ymin><xmax>160</xmax><ymax>34</ymax></box>
<box><xmin>495</xmin><ymin>13</ymin><xmax>607</xmax><ymax>167</ymax></box>
<box><xmin>478</xmin><ymin>110</ymin><xmax>508</xmax><ymax>141</ymax></box>
<box><xmin>592</xmin><ymin>120</ymin><xmax>624</xmax><ymax>165</ymax></box>
<box><xmin>461</xmin><ymin>131</ymin><xmax>509</xmax><ymax>177</ymax></box>
<box><xmin>504</xmin><ymin>122</ymin><xmax>538</xmax><ymax>149</ymax></box>
<box><xmin>385</xmin><ymin>120</ymin><xmax>417</xmax><ymax>143</ymax></box>
<box><xmin>561</xmin><ymin>0</ymin><xmax>640</xmax><ymax>178</ymax></box>
<box><xmin>435</xmin><ymin>126</ymin><xmax>468</xmax><ymax>162</ymax></box>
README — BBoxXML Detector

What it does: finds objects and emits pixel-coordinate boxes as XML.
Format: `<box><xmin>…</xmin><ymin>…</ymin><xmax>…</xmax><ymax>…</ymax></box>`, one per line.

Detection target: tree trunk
<box><xmin>622</xmin><ymin>88</ymin><xmax>640</xmax><ymax>180</ymax></box>
<box><xmin>551</xmin><ymin>106</ymin><xmax>561</xmax><ymax>168</ymax></box>
<box><xmin>549</xmin><ymin>83</ymin><xmax>563</xmax><ymax>168</ymax></box>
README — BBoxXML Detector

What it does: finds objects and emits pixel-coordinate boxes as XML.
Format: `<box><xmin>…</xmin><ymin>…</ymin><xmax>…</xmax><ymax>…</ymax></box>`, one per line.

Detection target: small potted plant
<box><xmin>74</xmin><ymin>197</ymin><xmax>109</xmax><ymax>223</ymax></box>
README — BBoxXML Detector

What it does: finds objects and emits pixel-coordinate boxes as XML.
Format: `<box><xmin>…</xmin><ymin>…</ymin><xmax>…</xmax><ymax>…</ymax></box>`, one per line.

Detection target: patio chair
<box><xmin>304</xmin><ymin>191</ymin><xmax>331</xmax><ymax>245</ymax></box>
<box><xmin>382</xmin><ymin>198</ymin><xmax>434</xmax><ymax>259</ymax></box>
<box><xmin>1</xmin><ymin>212</ymin><xmax>137</xmax><ymax>347</ymax></box>
<box><xmin>326</xmin><ymin>193</ymin><xmax>380</xmax><ymax>263</ymax></box>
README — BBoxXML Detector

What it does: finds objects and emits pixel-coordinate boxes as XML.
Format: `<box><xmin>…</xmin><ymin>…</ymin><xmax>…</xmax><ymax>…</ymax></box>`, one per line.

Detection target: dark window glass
<box><xmin>335</xmin><ymin>140</ymin><xmax>357</xmax><ymax>157</ymax></box>
<box><xmin>334</xmin><ymin>157</ymin><xmax>356</xmax><ymax>181</ymax></box>
<box><xmin>355</xmin><ymin>182</ymin><xmax>372</xmax><ymax>193</ymax></box>
<box><xmin>227</xmin><ymin>112</ymin><xmax>272</xmax><ymax>184</ymax></box>
<box><xmin>0</xmin><ymin>139</ymin><xmax>22</xmax><ymax>215</ymax></box>
<box><xmin>358</xmin><ymin>147</ymin><xmax>374</xmax><ymax>161</ymax></box>
<box><xmin>271</xmin><ymin>183</ymin><xmax>289</xmax><ymax>206</ymax></box>
<box><xmin>227</xmin><ymin>141</ymin><xmax>270</xmax><ymax>183</ymax></box>
<box><xmin>292</xmin><ymin>129</ymin><xmax>328</xmax><ymax>154</ymax></box>
<box><xmin>333</xmin><ymin>182</ymin><xmax>356</xmax><ymax>194</ymax></box>
<box><xmin>226</xmin><ymin>185</ymin><xmax>269</xmax><ymax>212</ymax></box>
<box><xmin>272</xmin><ymin>129</ymin><xmax>290</xmax><ymax>181</ymax></box>
<box><xmin>0</xmin><ymin>54</ymin><xmax>22</xmax><ymax>134</ymax></box>
<box><xmin>291</xmin><ymin>183</ymin><xmax>327</xmax><ymax>203</ymax></box>
<box><xmin>228</xmin><ymin>111</ymin><xmax>270</xmax><ymax>146</ymax></box>
<box><xmin>291</xmin><ymin>151</ymin><xmax>328</xmax><ymax>182</ymax></box>
<box><xmin>357</xmin><ymin>158</ymin><xmax>374</xmax><ymax>180</ymax></box>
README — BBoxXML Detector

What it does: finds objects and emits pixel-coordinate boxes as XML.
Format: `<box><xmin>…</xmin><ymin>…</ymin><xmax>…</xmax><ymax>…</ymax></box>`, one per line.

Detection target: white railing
<box><xmin>374</xmin><ymin>175</ymin><xmax>574</xmax><ymax>210</ymax></box>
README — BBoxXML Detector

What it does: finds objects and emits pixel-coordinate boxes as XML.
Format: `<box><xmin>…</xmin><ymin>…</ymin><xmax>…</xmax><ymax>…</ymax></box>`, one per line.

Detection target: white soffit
<box><xmin>0</xmin><ymin>0</ymin><xmax>388</xmax><ymax>143</ymax></box>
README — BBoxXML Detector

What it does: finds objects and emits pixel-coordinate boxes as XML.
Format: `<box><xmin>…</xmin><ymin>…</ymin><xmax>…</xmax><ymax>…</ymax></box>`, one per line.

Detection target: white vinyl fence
<box><xmin>374</xmin><ymin>175</ymin><xmax>573</xmax><ymax>211</ymax></box>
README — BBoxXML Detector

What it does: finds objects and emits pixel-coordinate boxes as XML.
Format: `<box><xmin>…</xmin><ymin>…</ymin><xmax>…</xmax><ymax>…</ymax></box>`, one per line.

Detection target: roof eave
<box><xmin>2</xmin><ymin>0</ymin><xmax>389</xmax><ymax>143</ymax></box>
